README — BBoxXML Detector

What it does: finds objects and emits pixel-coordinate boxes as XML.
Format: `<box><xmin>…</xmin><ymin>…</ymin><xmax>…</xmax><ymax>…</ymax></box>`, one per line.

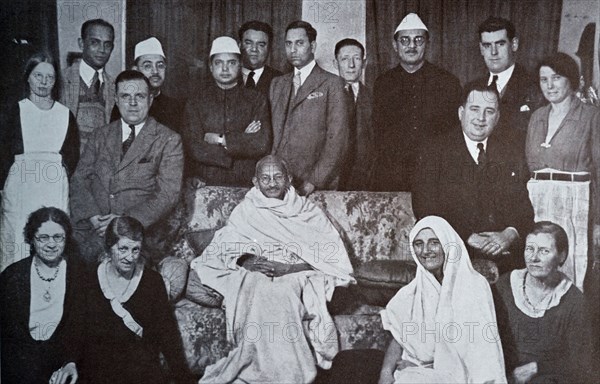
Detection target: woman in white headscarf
<box><xmin>378</xmin><ymin>216</ymin><xmax>506</xmax><ymax>384</ymax></box>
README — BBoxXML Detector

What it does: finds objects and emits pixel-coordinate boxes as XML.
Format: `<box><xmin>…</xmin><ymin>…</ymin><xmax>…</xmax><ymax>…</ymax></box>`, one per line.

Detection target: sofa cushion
<box><xmin>185</xmin><ymin>229</ymin><xmax>217</xmax><ymax>256</ymax></box>
<box><xmin>354</xmin><ymin>260</ymin><xmax>417</xmax><ymax>289</ymax></box>
<box><xmin>158</xmin><ymin>256</ymin><xmax>189</xmax><ymax>302</ymax></box>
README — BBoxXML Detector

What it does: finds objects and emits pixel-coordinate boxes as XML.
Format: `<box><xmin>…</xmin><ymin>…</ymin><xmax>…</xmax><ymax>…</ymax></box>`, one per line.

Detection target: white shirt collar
<box><xmin>488</xmin><ymin>64</ymin><xmax>515</xmax><ymax>94</ymax></box>
<box><xmin>295</xmin><ymin>60</ymin><xmax>316</xmax><ymax>86</ymax></box>
<box><xmin>242</xmin><ymin>66</ymin><xmax>265</xmax><ymax>85</ymax></box>
<box><xmin>79</xmin><ymin>60</ymin><xmax>105</xmax><ymax>87</ymax></box>
<box><xmin>462</xmin><ymin>132</ymin><xmax>488</xmax><ymax>164</ymax></box>
<box><xmin>120</xmin><ymin>119</ymin><xmax>145</xmax><ymax>143</ymax></box>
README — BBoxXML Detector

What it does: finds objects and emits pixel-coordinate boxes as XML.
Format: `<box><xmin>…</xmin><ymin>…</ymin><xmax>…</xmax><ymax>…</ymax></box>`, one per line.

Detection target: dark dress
<box><xmin>493</xmin><ymin>273</ymin><xmax>598</xmax><ymax>383</ymax></box>
<box><xmin>0</xmin><ymin>256</ymin><xmax>89</xmax><ymax>384</ymax></box>
<box><xmin>80</xmin><ymin>266</ymin><xmax>192</xmax><ymax>384</ymax></box>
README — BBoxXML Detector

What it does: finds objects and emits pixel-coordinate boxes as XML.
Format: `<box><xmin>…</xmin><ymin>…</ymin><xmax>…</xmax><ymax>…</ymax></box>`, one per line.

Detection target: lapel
<box><xmin>65</xmin><ymin>62</ymin><xmax>82</xmax><ymax>115</ymax></box>
<box><xmin>106</xmin><ymin>120</ymin><xmax>123</xmax><ymax>171</ymax></box>
<box><xmin>118</xmin><ymin>117</ymin><xmax>159</xmax><ymax>171</ymax></box>
<box><xmin>291</xmin><ymin>65</ymin><xmax>327</xmax><ymax>109</ymax></box>
<box><xmin>102</xmin><ymin>71</ymin><xmax>113</xmax><ymax>123</ymax></box>
<box><xmin>272</xmin><ymin>73</ymin><xmax>294</xmax><ymax>151</ymax></box>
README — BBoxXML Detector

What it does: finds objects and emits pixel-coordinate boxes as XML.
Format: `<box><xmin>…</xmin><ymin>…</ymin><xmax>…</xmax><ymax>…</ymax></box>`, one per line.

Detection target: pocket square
<box><xmin>307</xmin><ymin>91</ymin><xmax>324</xmax><ymax>100</ymax></box>
<box><xmin>519</xmin><ymin>104</ymin><xmax>531</xmax><ymax>112</ymax></box>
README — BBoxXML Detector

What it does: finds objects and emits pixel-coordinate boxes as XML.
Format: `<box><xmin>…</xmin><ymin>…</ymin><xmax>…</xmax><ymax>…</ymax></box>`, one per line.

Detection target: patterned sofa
<box><xmin>164</xmin><ymin>186</ymin><xmax>418</xmax><ymax>375</ymax></box>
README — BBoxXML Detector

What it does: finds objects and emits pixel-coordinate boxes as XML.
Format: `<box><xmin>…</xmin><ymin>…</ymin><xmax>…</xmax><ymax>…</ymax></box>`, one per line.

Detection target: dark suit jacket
<box><xmin>0</xmin><ymin>256</ymin><xmax>90</xmax><ymax>384</ymax></box>
<box><xmin>270</xmin><ymin>64</ymin><xmax>351</xmax><ymax>190</ymax></box>
<box><xmin>473</xmin><ymin>64</ymin><xmax>543</xmax><ymax>148</ymax></box>
<box><xmin>412</xmin><ymin>129</ymin><xmax>534</xmax><ymax>270</ymax></box>
<box><xmin>111</xmin><ymin>92</ymin><xmax>185</xmax><ymax>134</ymax></box>
<box><xmin>240</xmin><ymin>65</ymin><xmax>283</xmax><ymax>97</ymax></box>
<box><xmin>340</xmin><ymin>82</ymin><xmax>374</xmax><ymax>191</ymax></box>
<box><xmin>70</xmin><ymin>117</ymin><xmax>183</xmax><ymax>228</ymax></box>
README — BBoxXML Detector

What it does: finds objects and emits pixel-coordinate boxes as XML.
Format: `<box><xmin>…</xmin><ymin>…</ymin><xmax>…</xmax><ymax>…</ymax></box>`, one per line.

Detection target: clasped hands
<box><xmin>467</xmin><ymin>228</ymin><xmax>518</xmax><ymax>257</ymax></box>
<box><xmin>49</xmin><ymin>362</ymin><xmax>77</xmax><ymax>384</ymax></box>
<box><xmin>239</xmin><ymin>254</ymin><xmax>291</xmax><ymax>278</ymax></box>
<box><xmin>204</xmin><ymin>120</ymin><xmax>262</xmax><ymax>145</ymax></box>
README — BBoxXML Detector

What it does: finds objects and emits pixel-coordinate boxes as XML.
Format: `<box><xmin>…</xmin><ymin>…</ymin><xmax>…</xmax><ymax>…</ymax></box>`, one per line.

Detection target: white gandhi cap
<box><xmin>209</xmin><ymin>36</ymin><xmax>241</xmax><ymax>56</ymax></box>
<box><xmin>134</xmin><ymin>37</ymin><xmax>165</xmax><ymax>60</ymax></box>
<box><xmin>394</xmin><ymin>13</ymin><xmax>428</xmax><ymax>34</ymax></box>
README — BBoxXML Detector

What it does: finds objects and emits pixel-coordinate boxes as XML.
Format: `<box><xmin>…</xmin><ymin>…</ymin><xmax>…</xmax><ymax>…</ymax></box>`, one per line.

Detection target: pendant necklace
<box><xmin>34</xmin><ymin>259</ymin><xmax>61</xmax><ymax>302</ymax></box>
<box><xmin>522</xmin><ymin>272</ymin><xmax>551</xmax><ymax>313</ymax></box>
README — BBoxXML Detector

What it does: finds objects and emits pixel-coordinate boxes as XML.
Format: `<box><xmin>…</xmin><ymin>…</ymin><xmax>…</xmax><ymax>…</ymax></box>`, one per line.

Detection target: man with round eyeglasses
<box><xmin>372</xmin><ymin>13</ymin><xmax>462</xmax><ymax>192</ymax></box>
<box><xmin>111</xmin><ymin>37</ymin><xmax>185</xmax><ymax>133</ymax></box>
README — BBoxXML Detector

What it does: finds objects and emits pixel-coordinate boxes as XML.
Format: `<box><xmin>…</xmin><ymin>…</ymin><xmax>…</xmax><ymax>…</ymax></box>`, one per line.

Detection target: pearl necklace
<box><xmin>34</xmin><ymin>259</ymin><xmax>61</xmax><ymax>302</ymax></box>
<box><xmin>522</xmin><ymin>272</ymin><xmax>552</xmax><ymax>313</ymax></box>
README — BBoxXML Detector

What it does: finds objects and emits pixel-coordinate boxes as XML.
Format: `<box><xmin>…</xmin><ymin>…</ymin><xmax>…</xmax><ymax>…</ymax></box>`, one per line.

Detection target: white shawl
<box><xmin>381</xmin><ymin>216</ymin><xmax>507</xmax><ymax>383</ymax></box>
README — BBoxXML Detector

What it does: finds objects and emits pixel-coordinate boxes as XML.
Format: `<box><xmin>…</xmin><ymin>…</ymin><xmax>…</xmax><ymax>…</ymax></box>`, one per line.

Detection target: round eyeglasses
<box><xmin>35</xmin><ymin>234</ymin><xmax>66</xmax><ymax>243</ymax></box>
<box><xmin>398</xmin><ymin>36</ymin><xmax>426</xmax><ymax>47</ymax></box>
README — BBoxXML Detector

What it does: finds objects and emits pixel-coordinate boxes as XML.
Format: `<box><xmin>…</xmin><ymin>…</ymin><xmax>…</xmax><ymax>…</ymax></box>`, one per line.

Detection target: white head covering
<box><xmin>209</xmin><ymin>36</ymin><xmax>241</xmax><ymax>56</ymax></box>
<box><xmin>394</xmin><ymin>13</ymin><xmax>428</xmax><ymax>34</ymax></box>
<box><xmin>381</xmin><ymin>216</ymin><xmax>506</xmax><ymax>383</ymax></box>
<box><xmin>134</xmin><ymin>37</ymin><xmax>165</xmax><ymax>60</ymax></box>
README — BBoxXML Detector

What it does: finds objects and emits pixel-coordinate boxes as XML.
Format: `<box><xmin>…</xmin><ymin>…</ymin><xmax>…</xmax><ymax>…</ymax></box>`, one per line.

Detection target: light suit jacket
<box><xmin>69</xmin><ymin>117</ymin><xmax>183</xmax><ymax>228</ymax></box>
<box><xmin>60</xmin><ymin>60</ymin><xmax>115</xmax><ymax>124</ymax></box>
<box><xmin>269</xmin><ymin>64</ymin><xmax>351</xmax><ymax>190</ymax></box>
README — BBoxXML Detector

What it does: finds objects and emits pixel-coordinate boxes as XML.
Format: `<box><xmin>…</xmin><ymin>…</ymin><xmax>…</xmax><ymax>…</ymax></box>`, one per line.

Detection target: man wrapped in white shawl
<box><xmin>379</xmin><ymin>216</ymin><xmax>507</xmax><ymax>384</ymax></box>
<box><xmin>191</xmin><ymin>155</ymin><xmax>355</xmax><ymax>383</ymax></box>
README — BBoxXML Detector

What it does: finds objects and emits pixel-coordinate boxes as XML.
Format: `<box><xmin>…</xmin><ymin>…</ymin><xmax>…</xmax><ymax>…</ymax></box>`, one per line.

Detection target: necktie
<box><xmin>293</xmin><ymin>71</ymin><xmax>301</xmax><ymax>96</ymax></box>
<box><xmin>122</xmin><ymin>125</ymin><xmax>135</xmax><ymax>159</ymax></box>
<box><xmin>489</xmin><ymin>75</ymin><xmax>499</xmax><ymax>93</ymax></box>
<box><xmin>91</xmin><ymin>70</ymin><xmax>100</xmax><ymax>95</ymax></box>
<box><xmin>477</xmin><ymin>142</ymin><xmax>487</xmax><ymax>166</ymax></box>
<box><xmin>246</xmin><ymin>71</ymin><xmax>256</xmax><ymax>88</ymax></box>
<box><xmin>346</xmin><ymin>83</ymin><xmax>356</xmax><ymax>103</ymax></box>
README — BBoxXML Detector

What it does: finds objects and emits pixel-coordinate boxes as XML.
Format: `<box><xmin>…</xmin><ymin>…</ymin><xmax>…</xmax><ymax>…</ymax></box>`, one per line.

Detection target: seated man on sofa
<box><xmin>190</xmin><ymin>155</ymin><xmax>355</xmax><ymax>383</ymax></box>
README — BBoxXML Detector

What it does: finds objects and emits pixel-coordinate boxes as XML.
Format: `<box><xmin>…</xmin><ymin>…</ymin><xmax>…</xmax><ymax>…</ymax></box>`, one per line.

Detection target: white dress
<box><xmin>0</xmin><ymin>99</ymin><xmax>70</xmax><ymax>272</ymax></box>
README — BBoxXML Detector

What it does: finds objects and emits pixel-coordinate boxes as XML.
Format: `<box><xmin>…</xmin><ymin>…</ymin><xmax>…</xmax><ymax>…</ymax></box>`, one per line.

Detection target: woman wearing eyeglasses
<box><xmin>1</xmin><ymin>207</ymin><xmax>89</xmax><ymax>384</ymax></box>
<box><xmin>79</xmin><ymin>216</ymin><xmax>193</xmax><ymax>384</ymax></box>
<box><xmin>0</xmin><ymin>52</ymin><xmax>80</xmax><ymax>273</ymax></box>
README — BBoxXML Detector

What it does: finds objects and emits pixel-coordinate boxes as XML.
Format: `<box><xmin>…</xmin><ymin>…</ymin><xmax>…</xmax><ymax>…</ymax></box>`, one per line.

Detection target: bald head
<box><xmin>253</xmin><ymin>155</ymin><xmax>293</xmax><ymax>199</ymax></box>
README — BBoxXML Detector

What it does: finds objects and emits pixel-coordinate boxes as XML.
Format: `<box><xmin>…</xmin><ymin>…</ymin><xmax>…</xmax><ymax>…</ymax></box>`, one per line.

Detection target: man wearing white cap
<box><xmin>111</xmin><ymin>37</ymin><xmax>184</xmax><ymax>133</ymax></box>
<box><xmin>372</xmin><ymin>13</ymin><xmax>462</xmax><ymax>192</ymax></box>
<box><xmin>270</xmin><ymin>20</ymin><xmax>350</xmax><ymax>195</ymax></box>
<box><xmin>182</xmin><ymin>36</ymin><xmax>271</xmax><ymax>187</ymax></box>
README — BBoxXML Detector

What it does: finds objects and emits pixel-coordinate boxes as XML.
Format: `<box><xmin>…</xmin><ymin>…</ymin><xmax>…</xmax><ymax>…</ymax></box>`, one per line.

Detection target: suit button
<box><xmin>109</xmin><ymin>194</ymin><xmax>115</xmax><ymax>199</ymax></box>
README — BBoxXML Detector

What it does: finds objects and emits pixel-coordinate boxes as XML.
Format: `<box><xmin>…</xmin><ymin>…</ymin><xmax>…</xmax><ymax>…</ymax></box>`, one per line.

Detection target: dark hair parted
<box><xmin>478</xmin><ymin>16</ymin><xmax>516</xmax><ymax>40</ymax></box>
<box><xmin>239</xmin><ymin>20</ymin><xmax>274</xmax><ymax>44</ymax></box>
<box><xmin>537</xmin><ymin>52</ymin><xmax>580</xmax><ymax>94</ymax></box>
<box><xmin>334</xmin><ymin>38</ymin><xmax>365</xmax><ymax>58</ymax></box>
<box><xmin>461</xmin><ymin>81</ymin><xmax>500</xmax><ymax>106</ymax></box>
<box><xmin>114</xmin><ymin>70</ymin><xmax>151</xmax><ymax>93</ymax></box>
<box><xmin>23</xmin><ymin>52</ymin><xmax>60</xmax><ymax>100</ymax></box>
<box><xmin>104</xmin><ymin>216</ymin><xmax>145</xmax><ymax>250</ymax></box>
<box><xmin>529</xmin><ymin>221</ymin><xmax>569</xmax><ymax>262</ymax></box>
<box><xmin>81</xmin><ymin>18</ymin><xmax>115</xmax><ymax>40</ymax></box>
<box><xmin>286</xmin><ymin>21</ymin><xmax>317</xmax><ymax>43</ymax></box>
<box><xmin>23</xmin><ymin>207</ymin><xmax>75</xmax><ymax>257</ymax></box>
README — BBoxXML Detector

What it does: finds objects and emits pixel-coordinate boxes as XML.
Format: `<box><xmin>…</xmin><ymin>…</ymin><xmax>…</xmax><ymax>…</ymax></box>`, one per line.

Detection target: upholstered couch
<box><xmin>161</xmin><ymin>185</ymin><xmax>420</xmax><ymax>375</ymax></box>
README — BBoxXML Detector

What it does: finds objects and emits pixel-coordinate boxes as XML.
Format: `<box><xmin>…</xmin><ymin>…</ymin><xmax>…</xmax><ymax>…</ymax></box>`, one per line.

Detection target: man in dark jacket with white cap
<box><xmin>182</xmin><ymin>36</ymin><xmax>271</xmax><ymax>187</ymax></box>
<box><xmin>372</xmin><ymin>13</ymin><xmax>462</xmax><ymax>192</ymax></box>
<box><xmin>111</xmin><ymin>37</ymin><xmax>184</xmax><ymax>133</ymax></box>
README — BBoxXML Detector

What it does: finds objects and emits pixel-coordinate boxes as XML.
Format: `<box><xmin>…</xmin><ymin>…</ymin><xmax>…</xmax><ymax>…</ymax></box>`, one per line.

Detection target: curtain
<box><xmin>365</xmin><ymin>0</ymin><xmax>563</xmax><ymax>86</ymax></box>
<box><xmin>126</xmin><ymin>0</ymin><xmax>301</xmax><ymax>99</ymax></box>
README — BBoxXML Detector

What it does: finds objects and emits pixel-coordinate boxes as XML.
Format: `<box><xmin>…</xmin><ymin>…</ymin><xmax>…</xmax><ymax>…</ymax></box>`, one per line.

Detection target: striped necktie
<box><xmin>122</xmin><ymin>125</ymin><xmax>135</xmax><ymax>159</ymax></box>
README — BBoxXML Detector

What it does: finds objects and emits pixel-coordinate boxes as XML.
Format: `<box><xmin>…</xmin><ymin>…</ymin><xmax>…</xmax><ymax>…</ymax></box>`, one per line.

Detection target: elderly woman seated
<box><xmin>79</xmin><ymin>216</ymin><xmax>193</xmax><ymax>384</ymax></box>
<box><xmin>493</xmin><ymin>221</ymin><xmax>598</xmax><ymax>384</ymax></box>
